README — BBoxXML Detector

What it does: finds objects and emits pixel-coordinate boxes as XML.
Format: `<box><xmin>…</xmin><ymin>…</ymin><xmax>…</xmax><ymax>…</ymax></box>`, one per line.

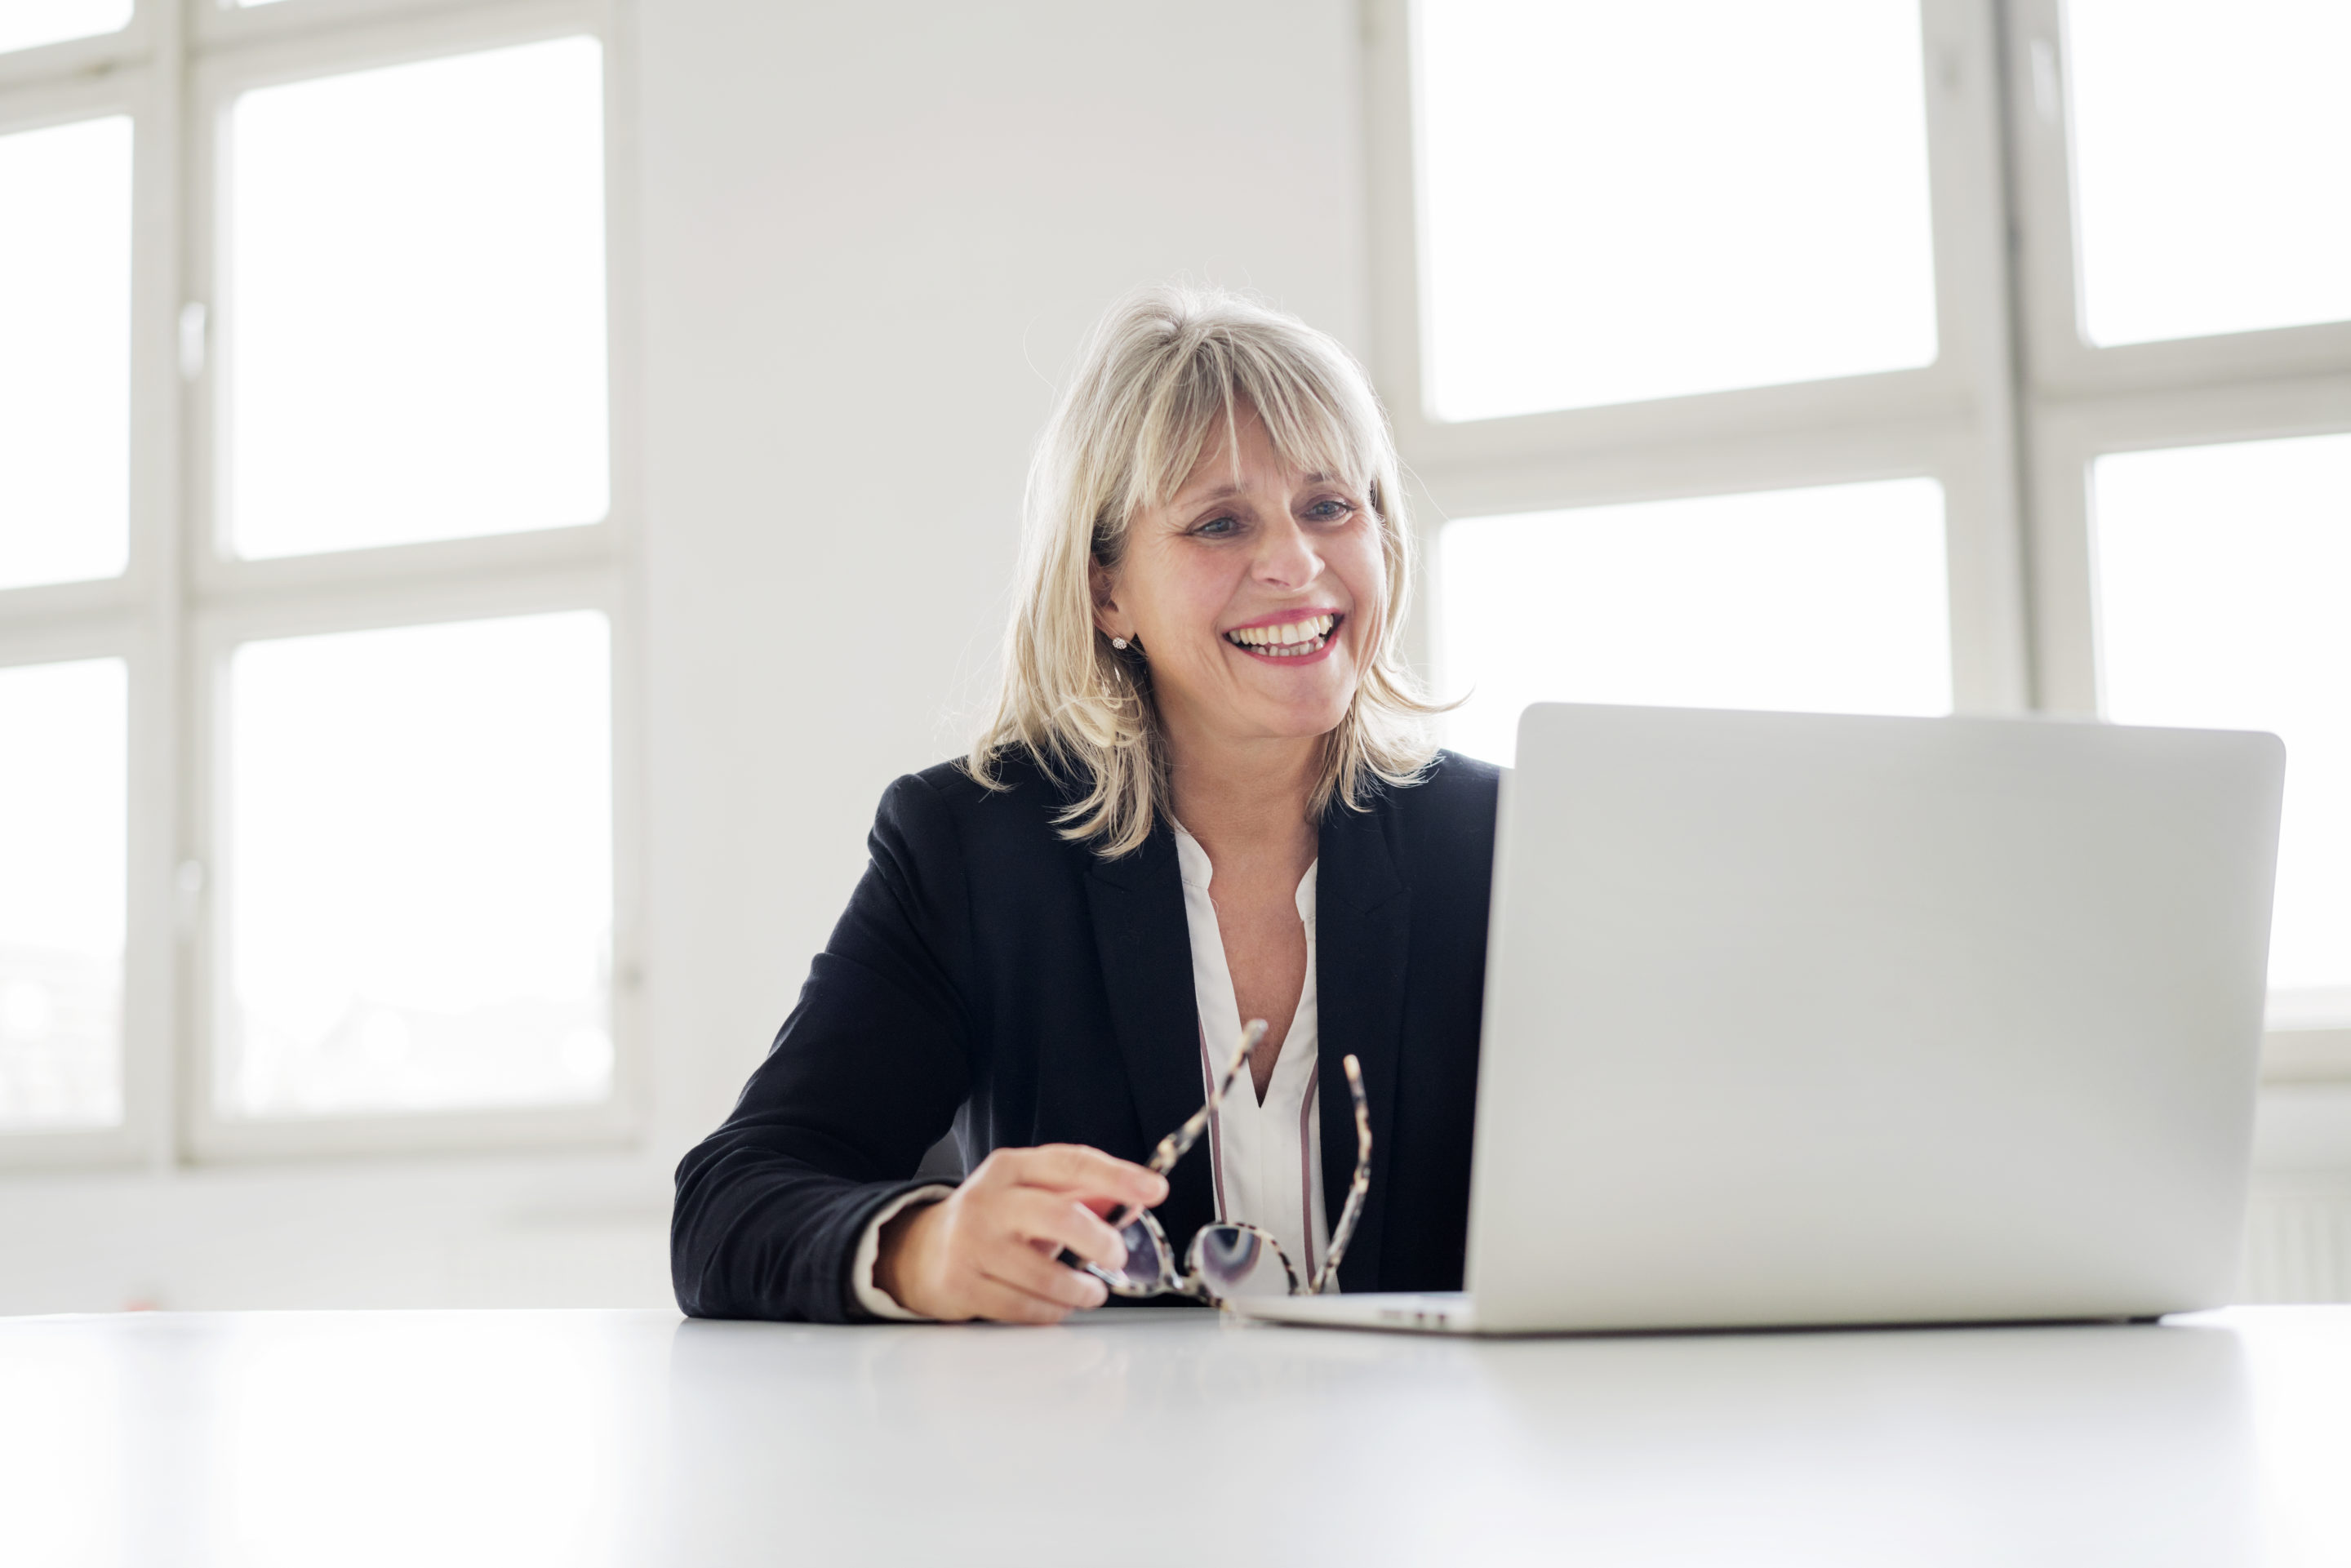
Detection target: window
<box><xmin>1374</xmin><ymin>0</ymin><xmax>2351</xmax><ymax>1051</ymax></box>
<box><xmin>1416</xmin><ymin>0</ymin><xmax>1940</xmax><ymax>420</ymax></box>
<box><xmin>223</xmin><ymin>612</ymin><xmax>613</xmax><ymax>1119</ymax></box>
<box><xmin>0</xmin><ymin>0</ymin><xmax>633</xmax><ymax>1168</ymax></box>
<box><xmin>0</xmin><ymin>0</ymin><xmax>131</xmax><ymax>58</ymax></box>
<box><xmin>1439</xmin><ymin>479</ymin><xmax>1952</xmax><ymax>765</ymax></box>
<box><xmin>2063</xmin><ymin>0</ymin><xmax>2351</xmax><ymax>348</ymax></box>
<box><xmin>0</xmin><ymin>114</ymin><xmax>130</xmax><ymax>590</ymax></box>
<box><xmin>2092</xmin><ymin>436</ymin><xmax>2351</xmax><ymax>1032</ymax></box>
<box><xmin>0</xmin><ymin>660</ymin><xmax>126</xmax><ymax>1130</ymax></box>
<box><xmin>224</xmin><ymin>38</ymin><xmax>609</xmax><ymax>558</ymax></box>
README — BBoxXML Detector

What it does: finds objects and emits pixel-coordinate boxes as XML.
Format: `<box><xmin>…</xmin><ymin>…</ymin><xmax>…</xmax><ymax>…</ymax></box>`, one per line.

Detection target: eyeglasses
<box><xmin>1055</xmin><ymin>1018</ymin><xmax>1372</xmax><ymax>1307</ymax></box>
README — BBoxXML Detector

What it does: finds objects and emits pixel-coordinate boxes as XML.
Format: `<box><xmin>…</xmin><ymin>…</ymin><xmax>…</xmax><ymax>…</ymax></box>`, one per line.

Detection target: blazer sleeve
<box><xmin>670</xmin><ymin>771</ymin><xmax>976</xmax><ymax>1321</ymax></box>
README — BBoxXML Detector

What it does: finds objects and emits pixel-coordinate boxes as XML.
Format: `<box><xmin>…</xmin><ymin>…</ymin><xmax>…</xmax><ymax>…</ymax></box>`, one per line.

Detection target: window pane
<box><xmin>1418</xmin><ymin>0</ymin><xmax>1937</xmax><ymax>421</ymax></box>
<box><xmin>2067</xmin><ymin>1</ymin><xmax>2351</xmax><ymax>348</ymax></box>
<box><xmin>1438</xmin><ymin>478</ymin><xmax>1951</xmax><ymax>765</ymax></box>
<box><xmin>0</xmin><ymin>0</ymin><xmax>131</xmax><ymax>56</ymax></box>
<box><xmin>0</xmin><ymin>116</ymin><xmax>130</xmax><ymax>590</ymax></box>
<box><xmin>224</xmin><ymin>613</ymin><xmax>612</xmax><ymax>1117</ymax></box>
<box><xmin>0</xmin><ymin>659</ymin><xmax>125</xmax><ymax>1130</ymax></box>
<box><xmin>226</xmin><ymin>38</ymin><xmax>608</xmax><ymax>560</ymax></box>
<box><xmin>2094</xmin><ymin>434</ymin><xmax>2351</xmax><ymax>1026</ymax></box>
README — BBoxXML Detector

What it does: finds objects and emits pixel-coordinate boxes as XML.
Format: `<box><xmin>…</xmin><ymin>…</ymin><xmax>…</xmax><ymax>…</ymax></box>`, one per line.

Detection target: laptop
<box><xmin>1239</xmin><ymin>703</ymin><xmax>2285</xmax><ymax>1335</ymax></box>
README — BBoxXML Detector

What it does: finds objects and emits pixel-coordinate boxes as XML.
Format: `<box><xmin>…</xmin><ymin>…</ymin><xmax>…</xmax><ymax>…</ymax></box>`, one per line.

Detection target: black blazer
<box><xmin>670</xmin><ymin>748</ymin><xmax>1500</xmax><ymax>1322</ymax></box>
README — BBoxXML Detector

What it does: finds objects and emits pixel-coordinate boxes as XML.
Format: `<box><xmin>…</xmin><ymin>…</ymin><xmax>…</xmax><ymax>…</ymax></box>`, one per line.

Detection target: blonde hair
<box><xmin>970</xmin><ymin>284</ymin><xmax>1441</xmax><ymax>857</ymax></box>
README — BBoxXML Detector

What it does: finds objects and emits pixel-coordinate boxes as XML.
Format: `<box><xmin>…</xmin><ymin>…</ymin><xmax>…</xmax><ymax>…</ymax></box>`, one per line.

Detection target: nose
<box><xmin>1252</xmin><ymin>513</ymin><xmax>1322</xmax><ymax>592</ymax></box>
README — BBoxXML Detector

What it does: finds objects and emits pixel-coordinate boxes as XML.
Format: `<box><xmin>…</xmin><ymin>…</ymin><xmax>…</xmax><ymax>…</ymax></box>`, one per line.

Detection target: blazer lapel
<box><xmin>1082</xmin><ymin>826</ymin><xmax>1218</xmax><ymax>1251</ymax></box>
<box><xmin>1315</xmin><ymin>791</ymin><xmax>1410</xmax><ymax>1292</ymax></box>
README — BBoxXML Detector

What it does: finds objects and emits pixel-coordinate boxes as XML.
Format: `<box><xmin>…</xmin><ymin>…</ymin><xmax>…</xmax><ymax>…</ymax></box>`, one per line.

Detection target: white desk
<box><xmin>2</xmin><ymin>1305</ymin><xmax>2348</xmax><ymax>1566</ymax></box>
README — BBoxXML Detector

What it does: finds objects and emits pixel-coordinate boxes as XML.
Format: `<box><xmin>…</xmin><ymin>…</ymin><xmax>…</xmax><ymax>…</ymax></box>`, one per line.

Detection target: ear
<box><xmin>1089</xmin><ymin>557</ymin><xmax>1133</xmax><ymax>642</ymax></box>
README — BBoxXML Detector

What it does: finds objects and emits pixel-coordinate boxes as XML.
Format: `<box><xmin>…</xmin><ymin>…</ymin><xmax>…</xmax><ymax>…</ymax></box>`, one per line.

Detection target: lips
<box><xmin>1224</xmin><ymin>612</ymin><xmax>1342</xmax><ymax>660</ymax></box>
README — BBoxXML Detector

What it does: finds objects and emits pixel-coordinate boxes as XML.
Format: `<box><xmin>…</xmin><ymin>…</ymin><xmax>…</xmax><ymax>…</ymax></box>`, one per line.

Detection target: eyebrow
<box><xmin>1171</xmin><ymin>472</ymin><xmax>1344</xmax><ymax>509</ymax></box>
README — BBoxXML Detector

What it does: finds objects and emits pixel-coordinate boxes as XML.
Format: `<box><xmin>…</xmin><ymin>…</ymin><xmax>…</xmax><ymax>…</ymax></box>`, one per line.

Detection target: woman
<box><xmin>671</xmin><ymin>286</ymin><xmax>1498</xmax><ymax>1323</ymax></box>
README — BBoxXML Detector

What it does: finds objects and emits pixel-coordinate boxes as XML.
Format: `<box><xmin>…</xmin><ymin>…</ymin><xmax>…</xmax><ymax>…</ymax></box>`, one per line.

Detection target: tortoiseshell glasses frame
<box><xmin>1054</xmin><ymin>1019</ymin><xmax>1374</xmax><ymax>1306</ymax></box>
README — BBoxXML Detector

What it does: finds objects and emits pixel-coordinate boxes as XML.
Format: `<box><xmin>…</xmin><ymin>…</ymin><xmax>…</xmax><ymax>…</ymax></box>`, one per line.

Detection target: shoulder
<box><xmin>869</xmin><ymin>750</ymin><xmax>1090</xmax><ymax>871</ymax></box>
<box><xmin>883</xmin><ymin>749</ymin><xmax>1073</xmax><ymax>825</ymax></box>
<box><xmin>1367</xmin><ymin>750</ymin><xmax>1500</xmax><ymax>904</ymax></box>
<box><xmin>1410</xmin><ymin>748</ymin><xmax>1501</xmax><ymax>809</ymax></box>
<box><xmin>1380</xmin><ymin>748</ymin><xmax>1500</xmax><ymax>837</ymax></box>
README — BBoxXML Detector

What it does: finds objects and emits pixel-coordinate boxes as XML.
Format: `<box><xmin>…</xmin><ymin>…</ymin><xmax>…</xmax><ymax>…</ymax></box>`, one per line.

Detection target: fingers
<box><xmin>924</xmin><ymin>1225</ymin><xmax>1105</xmax><ymax>1323</ymax></box>
<box><xmin>936</xmin><ymin>1255</ymin><xmax>1102</xmax><ymax>1324</ymax></box>
<box><xmin>980</xmin><ymin>1244</ymin><xmax>1109</xmax><ymax>1314</ymax></box>
<box><xmin>976</xmin><ymin>1144</ymin><xmax>1167</xmax><ymax>1211</ymax></box>
<box><xmin>1000</xmin><ymin>1186</ymin><xmax>1128</xmax><ymax>1273</ymax></box>
<box><xmin>898</xmin><ymin>1144</ymin><xmax>1168</xmax><ymax>1325</ymax></box>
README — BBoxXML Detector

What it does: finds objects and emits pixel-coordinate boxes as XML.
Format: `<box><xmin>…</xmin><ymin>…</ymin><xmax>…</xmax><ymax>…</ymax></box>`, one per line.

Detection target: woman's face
<box><xmin>1093</xmin><ymin>408</ymin><xmax>1384</xmax><ymax>756</ymax></box>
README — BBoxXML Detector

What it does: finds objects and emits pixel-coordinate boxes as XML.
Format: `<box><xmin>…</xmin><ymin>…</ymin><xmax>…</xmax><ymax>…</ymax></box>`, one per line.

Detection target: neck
<box><xmin>1162</xmin><ymin>713</ymin><xmax>1322</xmax><ymax>863</ymax></box>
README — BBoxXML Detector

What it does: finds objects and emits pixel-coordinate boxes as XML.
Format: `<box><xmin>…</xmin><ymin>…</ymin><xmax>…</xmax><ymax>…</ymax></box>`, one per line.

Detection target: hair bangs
<box><xmin>1120</xmin><ymin>329</ymin><xmax>1374</xmax><ymax>533</ymax></box>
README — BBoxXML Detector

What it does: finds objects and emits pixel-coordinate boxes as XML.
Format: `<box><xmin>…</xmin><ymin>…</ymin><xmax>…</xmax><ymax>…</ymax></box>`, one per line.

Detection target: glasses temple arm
<box><xmin>1088</xmin><ymin>1019</ymin><xmax>1265</xmax><ymax>1240</ymax></box>
<box><xmin>1140</xmin><ymin>1016</ymin><xmax>1260</xmax><ymax>1174</ymax></box>
<box><xmin>1308</xmin><ymin>1054</ymin><xmax>1371</xmax><ymax>1296</ymax></box>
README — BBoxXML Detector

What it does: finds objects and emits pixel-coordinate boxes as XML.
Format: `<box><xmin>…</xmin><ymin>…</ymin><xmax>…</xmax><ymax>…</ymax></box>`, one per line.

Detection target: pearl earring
<box><xmin>1111</xmin><ymin>637</ymin><xmax>1128</xmax><ymax>650</ymax></box>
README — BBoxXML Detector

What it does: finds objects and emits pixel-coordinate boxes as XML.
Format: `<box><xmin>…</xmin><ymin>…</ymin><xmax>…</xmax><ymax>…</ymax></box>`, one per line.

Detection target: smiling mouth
<box><xmin>1224</xmin><ymin>613</ymin><xmax>1340</xmax><ymax>658</ymax></box>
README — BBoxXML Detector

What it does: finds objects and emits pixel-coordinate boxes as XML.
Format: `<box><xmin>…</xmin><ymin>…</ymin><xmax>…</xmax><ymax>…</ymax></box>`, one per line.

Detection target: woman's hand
<box><xmin>873</xmin><ymin>1144</ymin><xmax>1168</xmax><ymax>1322</ymax></box>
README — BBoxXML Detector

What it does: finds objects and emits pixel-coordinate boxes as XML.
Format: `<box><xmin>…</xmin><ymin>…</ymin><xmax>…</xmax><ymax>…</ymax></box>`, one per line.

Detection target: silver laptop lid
<box><xmin>1466</xmin><ymin>704</ymin><xmax>2284</xmax><ymax>1333</ymax></box>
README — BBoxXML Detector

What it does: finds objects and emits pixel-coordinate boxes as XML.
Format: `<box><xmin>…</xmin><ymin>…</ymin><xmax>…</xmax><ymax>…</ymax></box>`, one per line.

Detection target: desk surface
<box><xmin>2</xmin><ymin>1304</ymin><xmax>2348</xmax><ymax>1566</ymax></box>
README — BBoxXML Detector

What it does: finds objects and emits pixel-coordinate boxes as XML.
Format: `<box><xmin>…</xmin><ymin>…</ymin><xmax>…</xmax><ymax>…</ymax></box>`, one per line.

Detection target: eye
<box><xmin>1192</xmin><ymin>513</ymin><xmax>1242</xmax><ymax>538</ymax></box>
<box><xmin>1304</xmin><ymin>497</ymin><xmax>1356</xmax><ymax>523</ymax></box>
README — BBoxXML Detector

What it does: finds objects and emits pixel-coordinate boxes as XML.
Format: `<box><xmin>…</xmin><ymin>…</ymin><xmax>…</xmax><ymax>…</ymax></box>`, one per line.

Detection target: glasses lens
<box><xmin>1095</xmin><ymin>1214</ymin><xmax>1171</xmax><ymax>1295</ymax></box>
<box><xmin>1189</xmin><ymin>1224</ymin><xmax>1295</xmax><ymax>1300</ymax></box>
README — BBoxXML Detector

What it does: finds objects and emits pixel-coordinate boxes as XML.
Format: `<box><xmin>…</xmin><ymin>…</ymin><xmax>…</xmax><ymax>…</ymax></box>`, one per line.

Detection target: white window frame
<box><xmin>1370</xmin><ymin>0</ymin><xmax>2351</xmax><ymax>1087</ymax></box>
<box><xmin>0</xmin><ymin>0</ymin><xmax>643</xmax><ymax>1169</ymax></box>
<box><xmin>0</xmin><ymin>18</ymin><xmax>180</xmax><ymax>1171</ymax></box>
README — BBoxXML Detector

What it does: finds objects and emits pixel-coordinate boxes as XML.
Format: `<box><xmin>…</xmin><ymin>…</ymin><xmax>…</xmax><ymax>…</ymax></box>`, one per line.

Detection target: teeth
<box><xmin>1229</xmin><ymin>614</ymin><xmax>1335</xmax><ymax>649</ymax></box>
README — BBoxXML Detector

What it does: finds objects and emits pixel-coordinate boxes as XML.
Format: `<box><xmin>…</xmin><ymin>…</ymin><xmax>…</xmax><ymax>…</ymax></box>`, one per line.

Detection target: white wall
<box><xmin>635</xmin><ymin>0</ymin><xmax>1371</xmax><ymax>1156</ymax></box>
<box><xmin>0</xmin><ymin>0</ymin><xmax>1371</xmax><ymax>1313</ymax></box>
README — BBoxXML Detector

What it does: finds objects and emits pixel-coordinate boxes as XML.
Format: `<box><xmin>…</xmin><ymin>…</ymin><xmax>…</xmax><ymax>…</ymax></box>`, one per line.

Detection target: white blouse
<box><xmin>851</xmin><ymin>828</ymin><xmax>1330</xmax><ymax>1318</ymax></box>
<box><xmin>1170</xmin><ymin>824</ymin><xmax>1331</xmax><ymax>1292</ymax></box>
